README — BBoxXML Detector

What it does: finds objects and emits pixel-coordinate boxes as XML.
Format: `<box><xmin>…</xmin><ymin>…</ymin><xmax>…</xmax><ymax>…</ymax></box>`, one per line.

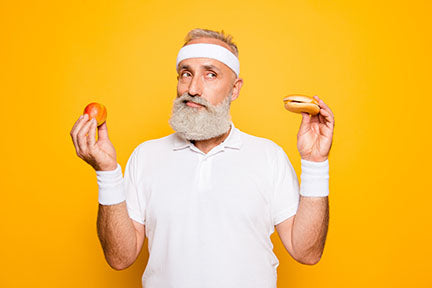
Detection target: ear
<box><xmin>231</xmin><ymin>77</ymin><xmax>243</xmax><ymax>101</ymax></box>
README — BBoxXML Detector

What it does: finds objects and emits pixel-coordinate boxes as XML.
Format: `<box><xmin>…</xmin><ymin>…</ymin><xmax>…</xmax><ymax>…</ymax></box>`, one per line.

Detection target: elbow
<box><xmin>109</xmin><ymin>263</ymin><xmax>127</xmax><ymax>271</ymax></box>
<box><xmin>100</xmin><ymin>242</ymin><xmax>139</xmax><ymax>271</ymax></box>
<box><xmin>106</xmin><ymin>256</ymin><xmax>135</xmax><ymax>271</ymax></box>
<box><xmin>294</xmin><ymin>251</ymin><xmax>323</xmax><ymax>266</ymax></box>
<box><xmin>108</xmin><ymin>260</ymin><xmax>133</xmax><ymax>271</ymax></box>
<box><xmin>298</xmin><ymin>255</ymin><xmax>322</xmax><ymax>266</ymax></box>
<box><xmin>291</xmin><ymin>241</ymin><xmax>325</xmax><ymax>266</ymax></box>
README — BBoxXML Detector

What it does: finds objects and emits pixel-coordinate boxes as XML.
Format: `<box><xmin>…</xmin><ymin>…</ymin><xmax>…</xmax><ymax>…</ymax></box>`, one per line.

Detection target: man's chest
<box><xmin>139</xmin><ymin>151</ymin><xmax>273</xmax><ymax>231</ymax></box>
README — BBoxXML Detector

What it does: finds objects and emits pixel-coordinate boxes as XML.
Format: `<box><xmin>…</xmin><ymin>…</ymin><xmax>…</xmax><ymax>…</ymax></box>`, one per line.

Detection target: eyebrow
<box><xmin>178</xmin><ymin>64</ymin><xmax>222</xmax><ymax>73</ymax></box>
<box><xmin>202</xmin><ymin>64</ymin><xmax>221</xmax><ymax>72</ymax></box>
<box><xmin>178</xmin><ymin>64</ymin><xmax>191</xmax><ymax>71</ymax></box>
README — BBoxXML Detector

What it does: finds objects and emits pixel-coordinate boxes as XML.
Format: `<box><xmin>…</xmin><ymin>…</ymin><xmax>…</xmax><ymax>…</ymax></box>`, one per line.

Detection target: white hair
<box><xmin>169</xmin><ymin>92</ymin><xmax>232</xmax><ymax>141</ymax></box>
<box><xmin>183</xmin><ymin>28</ymin><xmax>239</xmax><ymax>57</ymax></box>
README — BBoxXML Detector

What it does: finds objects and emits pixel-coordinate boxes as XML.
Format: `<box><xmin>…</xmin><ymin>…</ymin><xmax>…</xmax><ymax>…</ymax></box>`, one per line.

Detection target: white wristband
<box><xmin>95</xmin><ymin>163</ymin><xmax>126</xmax><ymax>205</ymax></box>
<box><xmin>299</xmin><ymin>159</ymin><xmax>329</xmax><ymax>197</ymax></box>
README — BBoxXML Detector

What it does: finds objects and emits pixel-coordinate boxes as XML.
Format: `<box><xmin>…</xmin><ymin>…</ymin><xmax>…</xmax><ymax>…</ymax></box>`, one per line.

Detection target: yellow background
<box><xmin>1</xmin><ymin>0</ymin><xmax>431</xmax><ymax>287</ymax></box>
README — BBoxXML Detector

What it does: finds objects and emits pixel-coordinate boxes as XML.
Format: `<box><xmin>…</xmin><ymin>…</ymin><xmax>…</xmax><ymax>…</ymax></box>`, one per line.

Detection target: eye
<box><xmin>206</xmin><ymin>72</ymin><xmax>217</xmax><ymax>79</ymax></box>
<box><xmin>180</xmin><ymin>71</ymin><xmax>191</xmax><ymax>78</ymax></box>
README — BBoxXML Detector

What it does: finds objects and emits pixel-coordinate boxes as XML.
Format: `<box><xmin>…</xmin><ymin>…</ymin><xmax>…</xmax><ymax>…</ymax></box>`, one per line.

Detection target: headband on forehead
<box><xmin>176</xmin><ymin>43</ymin><xmax>240</xmax><ymax>77</ymax></box>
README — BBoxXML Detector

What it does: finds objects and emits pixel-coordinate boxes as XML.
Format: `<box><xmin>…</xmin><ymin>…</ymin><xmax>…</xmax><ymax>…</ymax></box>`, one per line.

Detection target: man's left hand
<box><xmin>297</xmin><ymin>95</ymin><xmax>335</xmax><ymax>162</ymax></box>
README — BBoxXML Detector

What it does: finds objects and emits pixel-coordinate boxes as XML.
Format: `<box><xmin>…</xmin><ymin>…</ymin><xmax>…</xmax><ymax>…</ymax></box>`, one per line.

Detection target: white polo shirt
<box><xmin>124</xmin><ymin>123</ymin><xmax>300</xmax><ymax>288</ymax></box>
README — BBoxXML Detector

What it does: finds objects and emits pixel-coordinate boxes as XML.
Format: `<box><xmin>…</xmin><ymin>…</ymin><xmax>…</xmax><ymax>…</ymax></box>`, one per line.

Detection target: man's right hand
<box><xmin>70</xmin><ymin>113</ymin><xmax>117</xmax><ymax>171</ymax></box>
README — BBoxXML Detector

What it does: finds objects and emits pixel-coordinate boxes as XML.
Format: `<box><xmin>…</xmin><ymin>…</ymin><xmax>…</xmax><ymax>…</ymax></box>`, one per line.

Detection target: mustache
<box><xmin>176</xmin><ymin>93</ymin><xmax>210</xmax><ymax>108</ymax></box>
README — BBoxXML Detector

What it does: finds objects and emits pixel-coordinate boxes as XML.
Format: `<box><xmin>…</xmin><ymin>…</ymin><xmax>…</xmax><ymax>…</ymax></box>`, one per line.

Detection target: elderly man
<box><xmin>70</xmin><ymin>28</ymin><xmax>335</xmax><ymax>288</ymax></box>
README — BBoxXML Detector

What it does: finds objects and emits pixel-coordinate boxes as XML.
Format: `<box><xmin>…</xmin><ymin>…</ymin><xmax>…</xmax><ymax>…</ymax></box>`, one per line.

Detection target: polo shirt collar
<box><xmin>173</xmin><ymin>122</ymin><xmax>242</xmax><ymax>151</ymax></box>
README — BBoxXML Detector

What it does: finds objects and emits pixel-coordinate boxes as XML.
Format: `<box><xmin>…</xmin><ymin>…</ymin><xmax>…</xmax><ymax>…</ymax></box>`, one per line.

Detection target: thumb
<box><xmin>298</xmin><ymin>112</ymin><xmax>311</xmax><ymax>136</ymax></box>
<box><xmin>300</xmin><ymin>112</ymin><xmax>311</xmax><ymax>126</ymax></box>
<box><xmin>97</xmin><ymin>121</ymin><xmax>110</xmax><ymax>141</ymax></box>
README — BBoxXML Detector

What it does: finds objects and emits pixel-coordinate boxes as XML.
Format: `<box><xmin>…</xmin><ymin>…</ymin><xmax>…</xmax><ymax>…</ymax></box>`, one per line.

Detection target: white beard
<box><xmin>169</xmin><ymin>92</ymin><xmax>232</xmax><ymax>141</ymax></box>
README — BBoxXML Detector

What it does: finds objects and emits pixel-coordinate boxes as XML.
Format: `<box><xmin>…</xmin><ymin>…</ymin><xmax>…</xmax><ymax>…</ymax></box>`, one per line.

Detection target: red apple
<box><xmin>83</xmin><ymin>102</ymin><xmax>107</xmax><ymax>126</ymax></box>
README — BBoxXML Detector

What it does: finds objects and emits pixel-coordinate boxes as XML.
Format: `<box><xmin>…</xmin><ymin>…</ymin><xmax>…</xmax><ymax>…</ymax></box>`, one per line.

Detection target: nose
<box><xmin>188</xmin><ymin>74</ymin><xmax>202</xmax><ymax>97</ymax></box>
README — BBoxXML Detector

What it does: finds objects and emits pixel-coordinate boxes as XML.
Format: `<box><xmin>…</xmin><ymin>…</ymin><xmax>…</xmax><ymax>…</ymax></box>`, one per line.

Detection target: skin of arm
<box><xmin>69</xmin><ymin>100</ymin><xmax>147</xmax><ymax>270</ymax></box>
<box><xmin>97</xmin><ymin>201</ymin><xmax>146</xmax><ymax>270</ymax></box>
<box><xmin>276</xmin><ymin>95</ymin><xmax>333</xmax><ymax>265</ymax></box>
<box><xmin>276</xmin><ymin>196</ymin><xmax>329</xmax><ymax>265</ymax></box>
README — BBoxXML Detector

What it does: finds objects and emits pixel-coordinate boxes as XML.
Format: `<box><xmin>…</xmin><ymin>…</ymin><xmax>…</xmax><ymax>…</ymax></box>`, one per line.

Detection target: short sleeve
<box><xmin>271</xmin><ymin>146</ymin><xmax>300</xmax><ymax>226</ymax></box>
<box><xmin>124</xmin><ymin>145</ymin><xmax>146</xmax><ymax>225</ymax></box>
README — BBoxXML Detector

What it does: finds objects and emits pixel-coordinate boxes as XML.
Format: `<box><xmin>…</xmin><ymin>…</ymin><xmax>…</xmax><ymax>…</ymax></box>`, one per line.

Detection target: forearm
<box><xmin>95</xmin><ymin>163</ymin><xmax>138</xmax><ymax>270</ymax></box>
<box><xmin>291</xmin><ymin>195</ymin><xmax>329</xmax><ymax>264</ymax></box>
<box><xmin>97</xmin><ymin>201</ymin><xmax>137</xmax><ymax>270</ymax></box>
<box><xmin>291</xmin><ymin>158</ymin><xmax>330</xmax><ymax>264</ymax></box>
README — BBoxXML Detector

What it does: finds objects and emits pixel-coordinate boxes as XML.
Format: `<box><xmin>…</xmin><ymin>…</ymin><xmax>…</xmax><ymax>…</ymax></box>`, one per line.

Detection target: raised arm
<box><xmin>70</xmin><ymin>114</ymin><xmax>145</xmax><ymax>270</ymax></box>
<box><xmin>277</xmin><ymin>95</ymin><xmax>334</xmax><ymax>265</ymax></box>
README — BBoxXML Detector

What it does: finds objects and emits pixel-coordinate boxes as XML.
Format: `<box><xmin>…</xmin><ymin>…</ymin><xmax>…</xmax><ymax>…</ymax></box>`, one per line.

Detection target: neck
<box><xmin>191</xmin><ymin>125</ymin><xmax>232</xmax><ymax>154</ymax></box>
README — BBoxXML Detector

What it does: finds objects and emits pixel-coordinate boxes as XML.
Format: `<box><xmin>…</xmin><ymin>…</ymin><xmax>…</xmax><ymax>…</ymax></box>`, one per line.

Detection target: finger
<box><xmin>97</xmin><ymin>121</ymin><xmax>110</xmax><ymax>141</ymax></box>
<box><xmin>70</xmin><ymin>115</ymin><xmax>83</xmax><ymax>150</ymax></box>
<box><xmin>320</xmin><ymin>106</ymin><xmax>334</xmax><ymax>125</ymax></box>
<box><xmin>314</xmin><ymin>96</ymin><xmax>334</xmax><ymax>119</ymax></box>
<box><xmin>300</xmin><ymin>112</ymin><xmax>311</xmax><ymax>126</ymax></box>
<box><xmin>71</xmin><ymin>114</ymin><xmax>88</xmax><ymax>155</ymax></box>
<box><xmin>88</xmin><ymin>119</ymin><xmax>97</xmax><ymax>149</ymax></box>
<box><xmin>71</xmin><ymin>114</ymin><xmax>89</xmax><ymax>137</ymax></box>
<box><xmin>77</xmin><ymin>117</ymin><xmax>94</xmax><ymax>155</ymax></box>
<box><xmin>313</xmin><ymin>95</ymin><xmax>334</xmax><ymax>120</ymax></box>
<box><xmin>318</xmin><ymin>110</ymin><xmax>326</xmax><ymax>124</ymax></box>
<box><xmin>71</xmin><ymin>115</ymin><xmax>84</xmax><ymax>133</ymax></box>
<box><xmin>318</xmin><ymin>108</ymin><xmax>334</xmax><ymax>129</ymax></box>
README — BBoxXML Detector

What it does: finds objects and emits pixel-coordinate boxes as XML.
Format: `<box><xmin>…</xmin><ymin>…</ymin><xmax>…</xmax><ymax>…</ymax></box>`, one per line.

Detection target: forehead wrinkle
<box><xmin>178</xmin><ymin>62</ymin><xmax>223</xmax><ymax>74</ymax></box>
<box><xmin>202</xmin><ymin>64</ymin><xmax>221</xmax><ymax>72</ymax></box>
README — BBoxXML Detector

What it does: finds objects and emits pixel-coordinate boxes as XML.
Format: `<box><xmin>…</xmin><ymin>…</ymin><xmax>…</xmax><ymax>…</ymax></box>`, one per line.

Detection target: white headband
<box><xmin>176</xmin><ymin>43</ymin><xmax>240</xmax><ymax>77</ymax></box>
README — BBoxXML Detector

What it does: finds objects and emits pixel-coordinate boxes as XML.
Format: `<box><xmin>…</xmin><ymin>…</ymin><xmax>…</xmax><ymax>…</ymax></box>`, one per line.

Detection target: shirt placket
<box><xmin>197</xmin><ymin>155</ymin><xmax>212</xmax><ymax>191</ymax></box>
<box><xmin>193</xmin><ymin>145</ymin><xmax>225</xmax><ymax>192</ymax></box>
